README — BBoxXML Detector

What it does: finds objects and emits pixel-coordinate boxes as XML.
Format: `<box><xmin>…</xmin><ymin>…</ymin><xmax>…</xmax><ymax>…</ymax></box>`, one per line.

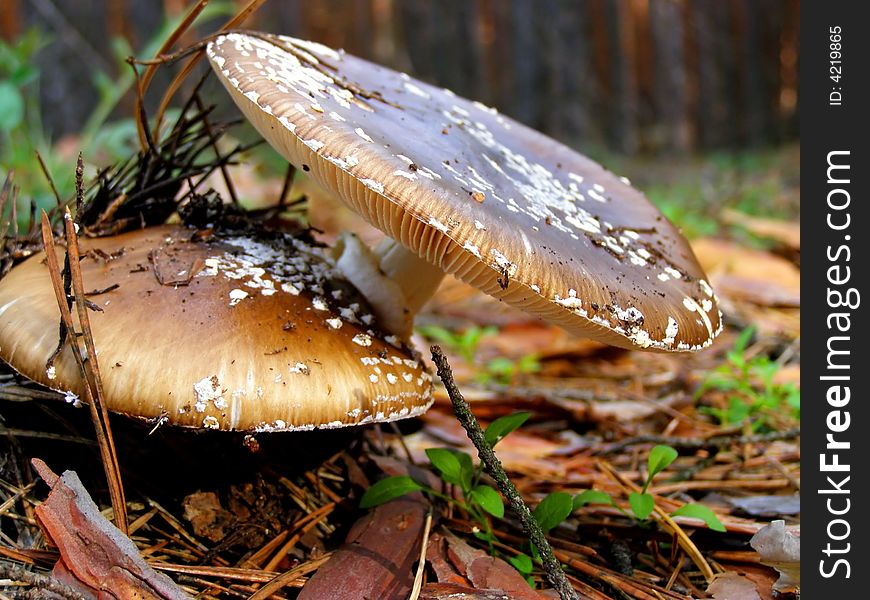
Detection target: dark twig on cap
<box><xmin>430</xmin><ymin>345</ymin><xmax>579</xmax><ymax>600</ymax></box>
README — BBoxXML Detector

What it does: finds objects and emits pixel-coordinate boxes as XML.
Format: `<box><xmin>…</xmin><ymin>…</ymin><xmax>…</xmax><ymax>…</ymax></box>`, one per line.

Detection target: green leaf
<box><xmin>733</xmin><ymin>326</ymin><xmax>756</xmax><ymax>353</ymax></box>
<box><xmin>533</xmin><ymin>492</ymin><xmax>573</xmax><ymax>532</ymax></box>
<box><xmin>573</xmin><ymin>489</ymin><xmax>614</xmax><ymax>510</ymax></box>
<box><xmin>470</xmin><ymin>485</ymin><xmax>504</xmax><ymax>518</ymax></box>
<box><xmin>671</xmin><ymin>503</ymin><xmax>726</xmax><ymax>532</ymax></box>
<box><xmin>360</xmin><ymin>476</ymin><xmax>424</xmax><ymax>508</ymax></box>
<box><xmin>484</xmin><ymin>412</ymin><xmax>531</xmax><ymax>447</ymax></box>
<box><xmin>628</xmin><ymin>492</ymin><xmax>655</xmax><ymax>520</ymax></box>
<box><xmin>508</xmin><ymin>553</ymin><xmax>534</xmax><ymax>576</ymax></box>
<box><xmin>647</xmin><ymin>445</ymin><xmax>678</xmax><ymax>479</ymax></box>
<box><xmin>0</xmin><ymin>81</ymin><xmax>24</xmax><ymax>131</ymax></box>
<box><xmin>417</xmin><ymin>324</ymin><xmax>459</xmax><ymax>346</ymax></box>
<box><xmin>426</xmin><ymin>448</ymin><xmax>472</xmax><ymax>490</ymax></box>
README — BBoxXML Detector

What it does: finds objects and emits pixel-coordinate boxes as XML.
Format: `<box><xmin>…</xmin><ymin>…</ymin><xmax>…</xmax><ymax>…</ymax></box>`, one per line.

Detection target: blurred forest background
<box><xmin>2</xmin><ymin>0</ymin><xmax>799</xmax><ymax>154</ymax></box>
<box><xmin>1</xmin><ymin>0</ymin><xmax>800</xmax><ymax>241</ymax></box>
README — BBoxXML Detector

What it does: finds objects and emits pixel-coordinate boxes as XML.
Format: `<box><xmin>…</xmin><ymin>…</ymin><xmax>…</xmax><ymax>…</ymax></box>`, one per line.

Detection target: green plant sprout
<box><xmin>360</xmin><ymin>412</ymin><xmax>529</xmax><ymax>559</ymax></box>
<box><xmin>571</xmin><ymin>445</ymin><xmax>725</xmax><ymax>531</ymax></box>
<box><xmin>417</xmin><ymin>324</ymin><xmax>541</xmax><ymax>385</ymax></box>
<box><xmin>696</xmin><ymin>326</ymin><xmax>800</xmax><ymax>431</ymax></box>
<box><xmin>362</xmin><ymin>411</ymin><xmax>725</xmax><ymax>583</ymax></box>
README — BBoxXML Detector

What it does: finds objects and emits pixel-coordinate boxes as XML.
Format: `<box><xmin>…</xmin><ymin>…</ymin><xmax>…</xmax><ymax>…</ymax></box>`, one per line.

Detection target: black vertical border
<box><xmin>803</xmin><ymin>1</ymin><xmax>869</xmax><ymax>595</ymax></box>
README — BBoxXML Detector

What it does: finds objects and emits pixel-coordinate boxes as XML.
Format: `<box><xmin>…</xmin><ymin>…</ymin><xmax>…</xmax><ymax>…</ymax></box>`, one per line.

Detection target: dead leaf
<box><xmin>750</xmin><ymin>520</ymin><xmax>800</xmax><ymax>592</ymax></box>
<box><xmin>707</xmin><ymin>572</ymin><xmax>763</xmax><ymax>600</ymax></box>
<box><xmin>182</xmin><ymin>491</ymin><xmax>233</xmax><ymax>542</ymax></box>
<box><xmin>32</xmin><ymin>459</ymin><xmax>189</xmax><ymax>600</ymax></box>
<box><xmin>690</xmin><ymin>238</ymin><xmax>800</xmax><ymax>307</ymax></box>
<box><xmin>721</xmin><ymin>209</ymin><xmax>800</xmax><ymax>250</ymax></box>
<box><xmin>728</xmin><ymin>495</ymin><xmax>800</xmax><ymax>518</ymax></box>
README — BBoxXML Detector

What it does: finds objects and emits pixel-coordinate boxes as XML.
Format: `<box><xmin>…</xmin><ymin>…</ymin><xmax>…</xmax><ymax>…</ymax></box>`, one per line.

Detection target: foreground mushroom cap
<box><xmin>207</xmin><ymin>32</ymin><xmax>722</xmax><ymax>351</ymax></box>
<box><xmin>0</xmin><ymin>225</ymin><xmax>432</xmax><ymax>430</ymax></box>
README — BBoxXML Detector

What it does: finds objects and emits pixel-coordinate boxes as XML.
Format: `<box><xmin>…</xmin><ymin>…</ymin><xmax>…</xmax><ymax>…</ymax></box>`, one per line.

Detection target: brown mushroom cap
<box><xmin>0</xmin><ymin>225</ymin><xmax>433</xmax><ymax>430</ymax></box>
<box><xmin>207</xmin><ymin>33</ymin><xmax>722</xmax><ymax>351</ymax></box>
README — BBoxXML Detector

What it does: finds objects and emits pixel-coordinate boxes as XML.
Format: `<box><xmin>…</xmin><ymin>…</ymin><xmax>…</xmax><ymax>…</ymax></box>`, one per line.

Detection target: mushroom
<box><xmin>0</xmin><ymin>225</ymin><xmax>433</xmax><ymax>431</ymax></box>
<box><xmin>206</xmin><ymin>33</ymin><xmax>721</xmax><ymax>351</ymax></box>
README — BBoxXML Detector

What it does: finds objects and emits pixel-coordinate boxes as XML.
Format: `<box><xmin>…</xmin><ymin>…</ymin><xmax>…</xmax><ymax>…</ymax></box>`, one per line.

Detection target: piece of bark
<box><xmin>427</xmin><ymin>532</ymin><xmax>469</xmax><ymax>586</ymax></box>
<box><xmin>297</xmin><ymin>497</ymin><xmax>427</xmax><ymax>600</ymax></box>
<box><xmin>444</xmin><ymin>533</ymin><xmax>547</xmax><ymax>600</ymax></box>
<box><xmin>32</xmin><ymin>459</ymin><xmax>189</xmax><ymax>600</ymax></box>
<box><xmin>420</xmin><ymin>582</ymin><xmax>511</xmax><ymax>599</ymax></box>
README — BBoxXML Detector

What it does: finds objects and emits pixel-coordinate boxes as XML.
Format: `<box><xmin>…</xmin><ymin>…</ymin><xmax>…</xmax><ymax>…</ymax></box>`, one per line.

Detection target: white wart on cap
<box><xmin>207</xmin><ymin>32</ymin><xmax>722</xmax><ymax>351</ymax></box>
<box><xmin>0</xmin><ymin>225</ymin><xmax>432</xmax><ymax>430</ymax></box>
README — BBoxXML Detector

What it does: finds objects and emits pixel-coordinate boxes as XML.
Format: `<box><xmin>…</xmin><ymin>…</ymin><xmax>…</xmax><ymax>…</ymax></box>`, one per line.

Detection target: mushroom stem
<box><xmin>334</xmin><ymin>234</ymin><xmax>444</xmax><ymax>341</ymax></box>
<box><xmin>375</xmin><ymin>238</ymin><xmax>445</xmax><ymax>316</ymax></box>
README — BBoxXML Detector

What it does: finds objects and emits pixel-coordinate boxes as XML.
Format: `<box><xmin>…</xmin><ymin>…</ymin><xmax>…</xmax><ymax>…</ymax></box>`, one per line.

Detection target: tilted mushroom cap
<box><xmin>207</xmin><ymin>32</ymin><xmax>722</xmax><ymax>351</ymax></box>
<box><xmin>0</xmin><ymin>225</ymin><xmax>433</xmax><ymax>430</ymax></box>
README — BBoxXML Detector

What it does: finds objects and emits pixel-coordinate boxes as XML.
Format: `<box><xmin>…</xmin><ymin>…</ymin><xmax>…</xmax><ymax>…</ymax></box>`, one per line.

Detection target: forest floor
<box><xmin>0</xmin><ymin>140</ymin><xmax>799</xmax><ymax>599</ymax></box>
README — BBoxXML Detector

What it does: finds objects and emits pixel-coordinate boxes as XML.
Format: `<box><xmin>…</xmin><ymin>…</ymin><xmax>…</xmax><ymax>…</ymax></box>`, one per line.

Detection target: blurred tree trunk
<box><xmin>602</xmin><ymin>0</ymin><xmax>639</xmax><ymax>153</ymax></box>
<box><xmin>0</xmin><ymin>0</ymin><xmax>20</xmax><ymax>42</ymax></box>
<box><xmin>690</xmin><ymin>0</ymin><xmax>737</xmax><ymax>149</ymax></box>
<box><xmin>649</xmin><ymin>0</ymin><xmax>691</xmax><ymax>152</ymax></box>
<box><xmin>508</xmin><ymin>0</ymin><xmax>543</xmax><ymax>129</ymax></box>
<box><xmin>9</xmin><ymin>0</ymin><xmax>798</xmax><ymax>154</ymax></box>
<box><xmin>541</xmin><ymin>0</ymin><xmax>591</xmax><ymax>143</ymax></box>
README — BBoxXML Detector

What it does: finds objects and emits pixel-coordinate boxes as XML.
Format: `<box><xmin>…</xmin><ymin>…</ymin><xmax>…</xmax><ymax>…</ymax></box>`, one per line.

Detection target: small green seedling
<box><xmin>697</xmin><ymin>326</ymin><xmax>800</xmax><ymax>431</ymax></box>
<box><xmin>417</xmin><ymin>324</ymin><xmax>497</xmax><ymax>366</ymax></box>
<box><xmin>569</xmin><ymin>445</ymin><xmax>725</xmax><ymax>532</ymax></box>
<box><xmin>418</xmin><ymin>324</ymin><xmax>541</xmax><ymax>385</ymax></box>
<box><xmin>360</xmin><ymin>411</ymin><xmax>531</xmax><ymax>550</ymax></box>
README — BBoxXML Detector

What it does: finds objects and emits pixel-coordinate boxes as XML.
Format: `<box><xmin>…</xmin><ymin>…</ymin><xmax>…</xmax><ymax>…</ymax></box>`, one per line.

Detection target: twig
<box><xmin>278</xmin><ymin>164</ymin><xmax>297</xmax><ymax>208</ymax></box>
<box><xmin>193</xmin><ymin>94</ymin><xmax>239</xmax><ymax>206</ymax></box>
<box><xmin>596</xmin><ymin>427</ymin><xmax>801</xmax><ymax>455</ymax></box>
<box><xmin>430</xmin><ymin>346</ymin><xmax>578</xmax><ymax>600</ymax></box>
<box><xmin>39</xmin><ymin>199</ymin><xmax>128</xmax><ymax>536</ymax></box>
<box><xmin>245</xmin><ymin>553</ymin><xmax>331</xmax><ymax>599</ymax></box>
<box><xmin>35</xmin><ymin>153</ymin><xmax>64</xmax><ymax>208</ymax></box>
<box><xmin>0</xmin><ymin>563</ymin><xmax>87</xmax><ymax>600</ymax></box>
<box><xmin>408</xmin><ymin>511</ymin><xmax>433</xmax><ymax>600</ymax></box>
<box><xmin>152</xmin><ymin>0</ymin><xmax>270</xmax><ymax>143</ymax></box>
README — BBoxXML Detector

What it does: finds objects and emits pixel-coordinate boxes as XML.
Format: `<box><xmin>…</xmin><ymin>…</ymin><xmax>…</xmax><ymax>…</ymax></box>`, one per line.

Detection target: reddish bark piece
<box><xmin>420</xmin><ymin>582</ymin><xmax>511</xmax><ymax>599</ymax></box>
<box><xmin>31</xmin><ymin>459</ymin><xmax>189</xmax><ymax>600</ymax></box>
<box><xmin>444</xmin><ymin>533</ymin><xmax>547</xmax><ymax>600</ymax></box>
<box><xmin>297</xmin><ymin>498</ymin><xmax>426</xmax><ymax>600</ymax></box>
<box><xmin>426</xmin><ymin>532</ymin><xmax>469</xmax><ymax>586</ymax></box>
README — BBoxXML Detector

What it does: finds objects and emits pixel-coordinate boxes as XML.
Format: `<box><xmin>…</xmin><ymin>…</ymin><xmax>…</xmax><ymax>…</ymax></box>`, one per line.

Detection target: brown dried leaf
<box><xmin>706</xmin><ymin>572</ymin><xmax>763</xmax><ymax>600</ymax></box>
<box><xmin>32</xmin><ymin>459</ymin><xmax>189</xmax><ymax>600</ymax></box>
<box><xmin>750</xmin><ymin>520</ymin><xmax>800</xmax><ymax>592</ymax></box>
<box><xmin>690</xmin><ymin>238</ymin><xmax>800</xmax><ymax>306</ymax></box>
<box><xmin>182</xmin><ymin>491</ymin><xmax>233</xmax><ymax>542</ymax></box>
<box><xmin>721</xmin><ymin>209</ymin><xmax>800</xmax><ymax>250</ymax></box>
